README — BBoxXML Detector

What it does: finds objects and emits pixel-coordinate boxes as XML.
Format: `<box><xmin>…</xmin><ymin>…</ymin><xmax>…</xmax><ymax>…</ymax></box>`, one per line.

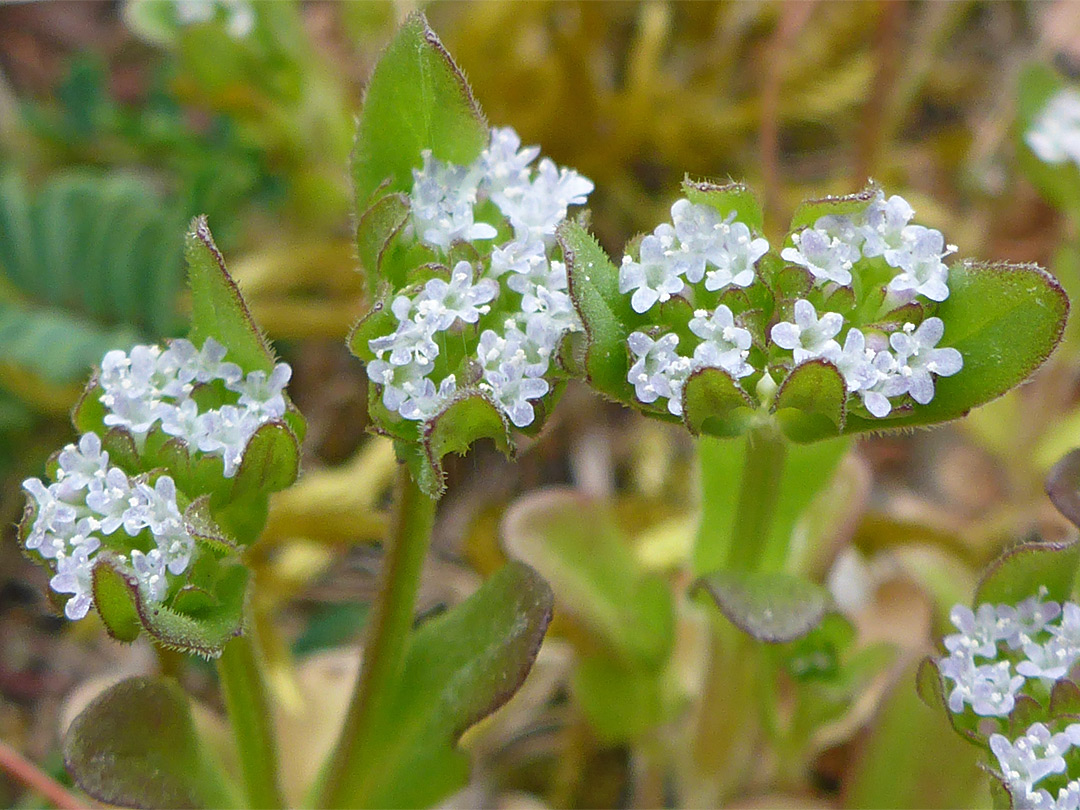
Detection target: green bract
<box><xmin>561</xmin><ymin>181</ymin><xmax>1068</xmax><ymax>442</ymax></box>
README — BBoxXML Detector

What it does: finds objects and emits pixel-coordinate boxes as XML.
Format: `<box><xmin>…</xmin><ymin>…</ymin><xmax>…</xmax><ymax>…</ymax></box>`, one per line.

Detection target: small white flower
<box><xmin>626</xmin><ymin>332</ymin><xmax>682</xmax><ymax>405</ymax></box>
<box><xmin>50</xmin><ymin>541</ymin><xmax>100</xmax><ymax>621</ymax></box>
<box><xmin>781</xmin><ymin>225</ymin><xmax>859</xmax><ymax>286</ymax></box>
<box><xmin>619</xmin><ymin>233</ymin><xmax>684</xmax><ymax>314</ymax></box>
<box><xmin>410</xmin><ymin>150</ymin><xmax>497</xmax><ymax>249</ymax></box>
<box><xmin>131</xmin><ymin>548</ymin><xmax>169</xmax><ymax>604</ymax></box>
<box><xmin>889</xmin><ymin>318</ymin><xmax>963</xmax><ymax>405</ymax></box>
<box><xmin>860</xmin><ymin>193</ymin><xmax>915</xmax><ymax>260</ymax></box>
<box><xmin>55</xmin><ymin>432</ymin><xmax>108</xmax><ymax>492</ymax></box>
<box><xmin>481</xmin><ymin>362</ymin><xmax>550</xmax><ymax>428</ymax></box>
<box><xmin>886</xmin><ymin>226</ymin><xmax>954</xmax><ymax>302</ymax></box>
<box><xmin>415</xmin><ymin>262</ymin><xmax>499</xmax><ymax>331</ymax></box>
<box><xmin>1017</xmin><ymin>637</ymin><xmax>1079</xmax><ymax>681</ymax></box>
<box><xmin>227</xmin><ymin>363</ymin><xmax>292</xmax><ymax>420</ymax></box>
<box><xmin>689</xmin><ymin>306</ymin><xmax>754</xmax><ymax>379</ymax></box>
<box><xmin>944</xmin><ymin>603</ymin><xmax>1002</xmax><ymax>659</ymax></box>
<box><xmin>85</xmin><ymin>467</ymin><xmax>134</xmax><ymax>535</ymax></box>
<box><xmin>481</xmin><ymin>127</ymin><xmax>541</xmax><ymax>195</ymax></box>
<box><xmin>770</xmin><ymin>300</ymin><xmax>843</xmax><ymax>363</ymax></box>
<box><xmin>702</xmin><ymin>220</ymin><xmax>767</xmax><ymax>292</ymax></box>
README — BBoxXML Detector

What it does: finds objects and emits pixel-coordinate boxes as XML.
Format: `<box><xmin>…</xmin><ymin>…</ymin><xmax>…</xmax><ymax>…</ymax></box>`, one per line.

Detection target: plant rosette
<box><xmin>17</xmin><ymin>218</ymin><xmax>304</xmax><ymax>656</ymax></box>
<box><xmin>560</xmin><ymin>181</ymin><xmax>1068</xmax><ymax>443</ymax></box>
<box><xmin>345</xmin><ymin>13</ymin><xmax>594</xmax><ymax>497</ymax></box>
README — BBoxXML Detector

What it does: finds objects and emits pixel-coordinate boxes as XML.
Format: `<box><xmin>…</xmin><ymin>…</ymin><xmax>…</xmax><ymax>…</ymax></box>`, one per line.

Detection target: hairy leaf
<box><xmin>351</xmin><ymin>12</ymin><xmax>488</xmax><ymax>208</ymax></box>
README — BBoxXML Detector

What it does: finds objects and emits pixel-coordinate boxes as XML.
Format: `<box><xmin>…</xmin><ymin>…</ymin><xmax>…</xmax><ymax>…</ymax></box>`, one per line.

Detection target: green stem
<box><xmin>726</xmin><ymin>424</ymin><xmax>787</xmax><ymax>571</ymax></box>
<box><xmin>316</xmin><ymin>464</ymin><xmax>436</xmax><ymax>809</ymax></box>
<box><xmin>217</xmin><ymin>632</ymin><xmax>285</xmax><ymax>809</ymax></box>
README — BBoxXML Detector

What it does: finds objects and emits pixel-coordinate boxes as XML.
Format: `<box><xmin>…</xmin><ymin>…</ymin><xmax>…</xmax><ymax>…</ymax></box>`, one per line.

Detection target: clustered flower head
<box><xmin>989</xmin><ymin>722</ymin><xmax>1080</xmax><ymax>810</ymax></box>
<box><xmin>1026</xmin><ymin>88</ymin><xmax>1080</xmax><ymax>170</ymax></box>
<box><xmin>21</xmin><ymin>338</ymin><xmax>292</xmax><ymax>622</ymax></box>
<box><xmin>98</xmin><ymin>337</ymin><xmax>292</xmax><ymax>476</ymax></box>
<box><xmin>366</xmin><ymin>126</ymin><xmax>593</xmax><ymax>428</ymax></box>
<box><xmin>622</xmin><ymin>190</ymin><xmax>963</xmax><ymax>419</ymax></box>
<box><xmin>938</xmin><ymin>593</ymin><xmax>1080</xmax><ymax>808</ymax></box>
<box><xmin>22</xmin><ymin>433</ymin><xmax>194</xmax><ymax>620</ymax></box>
<box><xmin>937</xmin><ymin>592</ymin><xmax>1077</xmax><ymax>718</ymax></box>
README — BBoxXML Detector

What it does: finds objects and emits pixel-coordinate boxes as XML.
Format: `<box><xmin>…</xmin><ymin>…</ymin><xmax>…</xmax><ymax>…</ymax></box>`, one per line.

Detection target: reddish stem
<box><xmin>0</xmin><ymin>740</ymin><xmax>88</xmax><ymax>810</ymax></box>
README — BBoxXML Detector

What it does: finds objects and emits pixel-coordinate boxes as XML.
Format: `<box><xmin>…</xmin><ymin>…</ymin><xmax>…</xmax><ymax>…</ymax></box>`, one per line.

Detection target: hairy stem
<box><xmin>217</xmin><ymin>632</ymin><xmax>285</xmax><ymax>809</ymax></box>
<box><xmin>316</xmin><ymin>463</ymin><xmax>437</xmax><ymax>808</ymax></box>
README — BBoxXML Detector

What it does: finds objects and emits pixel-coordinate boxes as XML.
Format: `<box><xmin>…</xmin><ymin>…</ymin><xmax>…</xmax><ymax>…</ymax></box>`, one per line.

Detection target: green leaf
<box><xmin>682</xmin><ymin>177</ymin><xmax>763</xmax><ymax>231</ymax></box>
<box><xmin>974</xmin><ymin>537</ymin><xmax>1080</xmax><ymax>606</ymax></box>
<box><xmin>842</xmin><ymin>262</ymin><xmax>1068</xmax><ymax>434</ymax></box>
<box><xmin>231</xmin><ymin>419</ymin><xmax>301</xmax><ymax>500</ymax></box>
<box><xmin>63</xmin><ymin>676</ymin><xmax>213</xmax><ymax>809</ymax></box>
<box><xmin>183</xmin><ymin>495</ymin><xmax>238</xmax><ymax>555</ymax></box>
<box><xmin>788</xmin><ymin>185</ymin><xmax>878</xmax><ymax>232</ymax></box>
<box><xmin>695</xmin><ymin>570</ymin><xmax>831</xmax><ymax>643</ymax></box>
<box><xmin>92</xmin><ymin>558</ymin><xmax>144</xmax><ymax>643</ymax></box>
<box><xmin>573</xmin><ymin>654</ymin><xmax>669</xmax><ymax>743</ymax></box>
<box><xmin>341</xmin><ymin>561</ymin><xmax>553</xmax><ymax>808</ymax></box>
<box><xmin>772</xmin><ymin>359</ymin><xmax>847</xmax><ymax>442</ymax></box>
<box><xmin>351</xmin><ymin>11</ymin><xmax>488</xmax><ymax>208</ymax></box>
<box><xmin>418</xmin><ymin>391</ymin><xmax>513</xmax><ymax>498</ymax></box>
<box><xmin>559</xmin><ymin>218</ymin><xmax>648</xmax><ymax>399</ymax></box>
<box><xmin>501</xmin><ymin>488</ymin><xmax>674</xmax><ymax>668</ymax></box>
<box><xmin>846</xmin><ymin>660</ymin><xmax>991</xmax><ymax>810</ymax></box>
<box><xmin>356</xmin><ymin>193</ymin><xmax>410</xmax><ymax>295</ymax></box>
<box><xmin>185</xmin><ymin>215</ymin><xmax>275</xmax><ymax>375</ymax></box>
<box><xmin>347</xmin><ymin>298</ymin><xmax>399</xmax><ymax>363</ymax></box>
<box><xmin>681</xmin><ymin>366</ymin><xmax>757</xmax><ymax>437</ymax></box>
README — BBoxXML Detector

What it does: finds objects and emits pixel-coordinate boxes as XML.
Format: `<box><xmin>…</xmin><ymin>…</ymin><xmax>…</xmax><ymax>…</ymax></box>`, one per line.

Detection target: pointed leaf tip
<box><xmin>184</xmin><ymin>216</ymin><xmax>274</xmax><ymax>375</ymax></box>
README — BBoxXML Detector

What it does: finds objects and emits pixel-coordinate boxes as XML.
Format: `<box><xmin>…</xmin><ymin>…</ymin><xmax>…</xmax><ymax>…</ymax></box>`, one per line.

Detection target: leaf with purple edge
<box><xmin>843</xmin><ymin>261</ymin><xmax>1069</xmax><ymax>435</ymax></box>
<box><xmin>351</xmin><ymin>11</ymin><xmax>488</xmax><ymax>208</ymax></box>
<box><xmin>974</xmin><ymin>537</ymin><xmax>1080</xmax><ymax>607</ymax></box>
<box><xmin>681</xmin><ymin>177</ymin><xmax>764</xmax><ymax>232</ymax></box>
<box><xmin>681</xmin><ymin>365</ymin><xmax>756</xmax><ymax>437</ymax></box>
<box><xmin>63</xmin><ymin>676</ymin><xmax>211</xmax><ymax>809</ymax></box>
<box><xmin>231</xmin><ymin>419</ymin><xmax>300</xmax><ymax>501</ymax></box>
<box><xmin>788</xmin><ymin>185</ymin><xmax>879</xmax><ymax>232</ymax></box>
<box><xmin>694</xmin><ymin>570</ymin><xmax>831</xmax><ymax>643</ymax></box>
<box><xmin>185</xmin><ymin>216</ymin><xmax>275</xmax><ymax>376</ymax></box>
<box><xmin>356</xmin><ymin>192</ymin><xmax>410</xmax><ymax>295</ymax></box>
<box><xmin>772</xmin><ymin>359</ymin><xmax>847</xmax><ymax>443</ymax></box>
<box><xmin>419</xmin><ymin>390</ymin><xmax>513</xmax><ymax>498</ymax></box>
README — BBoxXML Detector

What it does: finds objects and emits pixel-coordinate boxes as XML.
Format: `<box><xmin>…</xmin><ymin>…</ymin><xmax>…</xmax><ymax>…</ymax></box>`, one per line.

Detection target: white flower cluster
<box><xmin>991</xmin><ymin>722</ymin><xmax>1080</xmax><ymax>810</ymax></box>
<box><xmin>771</xmin><ymin>302</ymin><xmax>962</xmax><ymax>418</ymax></box>
<box><xmin>1026</xmin><ymin>88</ymin><xmax>1080</xmax><ymax>170</ymax></box>
<box><xmin>368</xmin><ymin>127</ymin><xmax>593</xmax><ymax>428</ymax></box>
<box><xmin>619</xmin><ymin>198</ymin><xmax>769</xmax><ymax>315</ymax></box>
<box><xmin>621</xmin><ymin>192</ymin><xmax>963</xmax><ymax>419</ymax></box>
<box><xmin>98</xmin><ymin>338</ymin><xmax>292</xmax><ymax>477</ymax></box>
<box><xmin>938</xmin><ymin>594</ymin><xmax>1080</xmax><ymax>718</ymax></box>
<box><xmin>22</xmin><ymin>433</ymin><xmax>195</xmax><ymax>621</ymax></box>
<box><xmin>783</xmin><ymin>192</ymin><xmax>956</xmax><ymax>302</ymax></box>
